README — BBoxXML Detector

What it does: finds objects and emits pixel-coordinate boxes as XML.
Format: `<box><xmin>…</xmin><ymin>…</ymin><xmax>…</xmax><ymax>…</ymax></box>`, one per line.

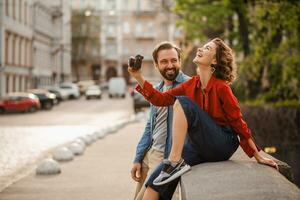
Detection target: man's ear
<box><xmin>153</xmin><ymin>61</ymin><xmax>158</xmax><ymax>69</ymax></box>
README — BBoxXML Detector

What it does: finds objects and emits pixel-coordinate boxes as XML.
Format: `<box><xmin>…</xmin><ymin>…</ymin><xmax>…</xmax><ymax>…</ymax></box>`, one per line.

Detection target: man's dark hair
<box><xmin>152</xmin><ymin>42</ymin><xmax>181</xmax><ymax>64</ymax></box>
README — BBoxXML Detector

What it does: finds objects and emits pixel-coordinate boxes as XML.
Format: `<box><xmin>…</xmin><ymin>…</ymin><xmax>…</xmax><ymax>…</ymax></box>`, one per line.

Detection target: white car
<box><xmin>43</xmin><ymin>86</ymin><xmax>69</xmax><ymax>101</ymax></box>
<box><xmin>108</xmin><ymin>77</ymin><xmax>126</xmax><ymax>98</ymax></box>
<box><xmin>77</xmin><ymin>80</ymin><xmax>95</xmax><ymax>95</ymax></box>
<box><xmin>85</xmin><ymin>85</ymin><xmax>102</xmax><ymax>100</ymax></box>
<box><xmin>59</xmin><ymin>83</ymin><xmax>80</xmax><ymax>99</ymax></box>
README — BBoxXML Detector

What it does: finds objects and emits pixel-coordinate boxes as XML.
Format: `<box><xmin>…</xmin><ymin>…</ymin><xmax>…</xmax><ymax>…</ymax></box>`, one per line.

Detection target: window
<box><xmin>20</xmin><ymin>76</ymin><xmax>24</xmax><ymax>91</ymax></box>
<box><xmin>24</xmin><ymin>40</ymin><xmax>27</xmax><ymax>67</ymax></box>
<box><xmin>14</xmin><ymin>37</ymin><xmax>19</xmax><ymax>66</ymax></box>
<box><xmin>106</xmin><ymin>43</ymin><xmax>117</xmax><ymax>57</ymax></box>
<box><xmin>92</xmin><ymin>46</ymin><xmax>99</xmax><ymax>56</ymax></box>
<box><xmin>106</xmin><ymin>0</ymin><xmax>116</xmax><ymax>10</ymax></box>
<box><xmin>6</xmin><ymin>75</ymin><xmax>9</xmax><ymax>93</ymax></box>
<box><xmin>135</xmin><ymin>22</ymin><xmax>142</xmax><ymax>36</ymax></box>
<box><xmin>19</xmin><ymin>38</ymin><xmax>22</xmax><ymax>66</ymax></box>
<box><xmin>147</xmin><ymin>22</ymin><xmax>154</xmax><ymax>36</ymax></box>
<box><xmin>24</xmin><ymin>2</ymin><xmax>27</xmax><ymax>25</ymax></box>
<box><xmin>13</xmin><ymin>75</ymin><xmax>16</xmax><ymax>92</ymax></box>
<box><xmin>12</xmin><ymin>35</ymin><xmax>16</xmax><ymax>65</ymax></box>
<box><xmin>5</xmin><ymin>32</ymin><xmax>9</xmax><ymax>65</ymax></box>
<box><xmin>28</xmin><ymin>41</ymin><xmax>32</xmax><ymax>67</ymax></box>
<box><xmin>123</xmin><ymin>22</ymin><xmax>130</xmax><ymax>34</ymax></box>
<box><xmin>5</xmin><ymin>0</ymin><xmax>9</xmax><ymax>16</ymax></box>
<box><xmin>19</xmin><ymin>0</ymin><xmax>22</xmax><ymax>22</ymax></box>
<box><xmin>122</xmin><ymin>0</ymin><xmax>129</xmax><ymax>10</ymax></box>
<box><xmin>12</xmin><ymin>0</ymin><xmax>15</xmax><ymax>20</ymax></box>
<box><xmin>106</xmin><ymin>22</ymin><xmax>116</xmax><ymax>37</ymax></box>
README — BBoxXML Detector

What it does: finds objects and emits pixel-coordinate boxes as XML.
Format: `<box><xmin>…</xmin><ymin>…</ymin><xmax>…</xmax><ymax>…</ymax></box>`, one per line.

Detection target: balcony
<box><xmin>133</xmin><ymin>8</ymin><xmax>158</xmax><ymax>16</ymax></box>
<box><xmin>134</xmin><ymin>32</ymin><xmax>155</xmax><ymax>39</ymax></box>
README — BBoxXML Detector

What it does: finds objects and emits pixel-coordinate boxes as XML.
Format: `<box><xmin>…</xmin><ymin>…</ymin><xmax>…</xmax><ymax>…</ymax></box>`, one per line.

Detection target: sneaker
<box><xmin>153</xmin><ymin>158</ymin><xmax>191</xmax><ymax>186</ymax></box>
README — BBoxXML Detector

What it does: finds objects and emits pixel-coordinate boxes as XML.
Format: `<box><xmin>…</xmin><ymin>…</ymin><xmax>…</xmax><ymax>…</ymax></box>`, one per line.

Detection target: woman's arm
<box><xmin>128</xmin><ymin>64</ymin><xmax>187</xmax><ymax>107</ymax></box>
<box><xmin>248</xmin><ymin>138</ymin><xmax>278</xmax><ymax>170</ymax></box>
<box><xmin>219</xmin><ymin>84</ymin><xmax>278</xmax><ymax>169</ymax></box>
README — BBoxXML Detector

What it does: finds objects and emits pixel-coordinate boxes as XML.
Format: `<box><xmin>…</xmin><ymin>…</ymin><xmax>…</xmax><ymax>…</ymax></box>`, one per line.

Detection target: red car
<box><xmin>0</xmin><ymin>92</ymin><xmax>41</xmax><ymax>114</ymax></box>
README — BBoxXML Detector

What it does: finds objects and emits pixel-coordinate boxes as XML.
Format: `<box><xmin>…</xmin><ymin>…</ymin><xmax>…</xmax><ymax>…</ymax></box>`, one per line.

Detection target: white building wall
<box><xmin>0</xmin><ymin>0</ymin><xmax>34</xmax><ymax>97</ymax></box>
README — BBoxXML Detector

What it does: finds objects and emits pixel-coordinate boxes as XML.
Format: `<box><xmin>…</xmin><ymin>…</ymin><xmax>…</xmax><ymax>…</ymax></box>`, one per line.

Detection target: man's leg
<box><xmin>144</xmin><ymin>162</ymin><xmax>181</xmax><ymax>200</ymax></box>
<box><xmin>134</xmin><ymin>152</ymin><xmax>150</xmax><ymax>200</ymax></box>
<box><xmin>143</xmin><ymin>187</ymin><xmax>160</xmax><ymax>200</ymax></box>
<box><xmin>135</xmin><ymin>149</ymin><xmax>163</xmax><ymax>200</ymax></box>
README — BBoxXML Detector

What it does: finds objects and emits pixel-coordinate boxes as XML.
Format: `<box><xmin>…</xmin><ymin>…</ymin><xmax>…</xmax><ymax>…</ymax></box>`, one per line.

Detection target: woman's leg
<box><xmin>168</xmin><ymin>99</ymin><xmax>188</xmax><ymax>162</ymax></box>
<box><xmin>142</xmin><ymin>187</ymin><xmax>159</xmax><ymax>200</ymax></box>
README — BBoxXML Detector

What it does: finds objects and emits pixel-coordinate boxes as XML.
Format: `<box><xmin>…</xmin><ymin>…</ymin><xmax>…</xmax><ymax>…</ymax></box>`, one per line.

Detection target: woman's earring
<box><xmin>211</xmin><ymin>67</ymin><xmax>216</xmax><ymax>74</ymax></box>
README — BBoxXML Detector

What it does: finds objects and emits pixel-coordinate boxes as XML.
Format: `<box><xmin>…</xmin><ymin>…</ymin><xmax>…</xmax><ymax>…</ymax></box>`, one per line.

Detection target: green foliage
<box><xmin>174</xmin><ymin>0</ymin><xmax>230</xmax><ymax>40</ymax></box>
<box><xmin>174</xmin><ymin>0</ymin><xmax>300</xmax><ymax>102</ymax></box>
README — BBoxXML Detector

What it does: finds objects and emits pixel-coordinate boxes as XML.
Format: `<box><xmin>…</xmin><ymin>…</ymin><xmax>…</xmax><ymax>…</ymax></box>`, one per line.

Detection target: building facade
<box><xmin>32</xmin><ymin>0</ymin><xmax>72</xmax><ymax>88</ymax></box>
<box><xmin>71</xmin><ymin>9</ymin><xmax>101</xmax><ymax>82</ymax></box>
<box><xmin>0</xmin><ymin>0</ymin><xmax>33</xmax><ymax>97</ymax></box>
<box><xmin>71</xmin><ymin>0</ymin><xmax>183</xmax><ymax>83</ymax></box>
<box><xmin>0</xmin><ymin>0</ymin><xmax>72</xmax><ymax>97</ymax></box>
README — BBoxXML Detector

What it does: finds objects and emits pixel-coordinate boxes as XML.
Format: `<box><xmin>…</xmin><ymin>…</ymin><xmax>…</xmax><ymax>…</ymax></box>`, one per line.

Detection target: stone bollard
<box><xmin>94</xmin><ymin>130</ymin><xmax>106</xmax><ymax>139</ymax></box>
<box><xmin>36</xmin><ymin>158</ymin><xmax>61</xmax><ymax>175</ymax></box>
<box><xmin>68</xmin><ymin>142</ymin><xmax>85</xmax><ymax>155</ymax></box>
<box><xmin>52</xmin><ymin>147</ymin><xmax>74</xmax><ymax>162</ymax></box>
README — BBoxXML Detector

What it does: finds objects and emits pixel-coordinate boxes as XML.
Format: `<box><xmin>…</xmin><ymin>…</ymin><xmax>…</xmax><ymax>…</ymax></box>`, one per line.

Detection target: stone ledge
<box><xmin>181</xmin><ymin>148</ymin><xmax>300</xmax><ymax>200</ymax></box>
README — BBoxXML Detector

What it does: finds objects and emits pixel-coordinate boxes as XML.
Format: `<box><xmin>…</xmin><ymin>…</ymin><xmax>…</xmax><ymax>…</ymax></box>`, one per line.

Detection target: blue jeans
<box><xmin>145</xmin><ymin>96</ymin><xmax>239</xmax><ymax>200</ymax></box>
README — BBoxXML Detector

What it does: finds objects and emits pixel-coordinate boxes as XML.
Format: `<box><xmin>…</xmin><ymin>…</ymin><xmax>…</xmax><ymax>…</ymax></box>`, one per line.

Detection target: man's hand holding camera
<box><xmin>128</xmin><ymin>54</ymin><xmax>145</xmax><ymax>88</ymax></box>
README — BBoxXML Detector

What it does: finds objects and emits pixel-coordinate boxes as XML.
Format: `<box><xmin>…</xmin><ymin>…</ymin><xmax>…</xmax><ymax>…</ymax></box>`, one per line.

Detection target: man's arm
<box><xmin>131</xmin><ymin>111</ymin><xmax>153</xmax><ymax>182</ymax></box>
<box><xmin>133</xmin><ymin>113</ymin><xmax>152</xmax><ymax>163</ymax></box>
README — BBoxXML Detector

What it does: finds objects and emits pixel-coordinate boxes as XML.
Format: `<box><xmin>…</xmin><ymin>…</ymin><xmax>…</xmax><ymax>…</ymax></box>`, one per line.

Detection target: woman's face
<box><xmin>193</xmin><ymin>41</ymin><xmax>217</xmax><ymax>67</ymax></box>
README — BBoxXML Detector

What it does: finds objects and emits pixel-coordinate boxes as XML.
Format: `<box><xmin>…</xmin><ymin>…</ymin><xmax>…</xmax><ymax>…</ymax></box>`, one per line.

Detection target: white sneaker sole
<box><xmin>153</xmin><ymin>165</ymin><xmax>191</xmax><ymax>186</ymax></box>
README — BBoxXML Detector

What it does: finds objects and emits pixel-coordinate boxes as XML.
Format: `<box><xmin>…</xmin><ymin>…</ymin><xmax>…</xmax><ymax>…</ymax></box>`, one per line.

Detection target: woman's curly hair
<box><xmin>211</xmin><ymin>38</ymin><xmax>237</xmax><ymax>84</ymax></box>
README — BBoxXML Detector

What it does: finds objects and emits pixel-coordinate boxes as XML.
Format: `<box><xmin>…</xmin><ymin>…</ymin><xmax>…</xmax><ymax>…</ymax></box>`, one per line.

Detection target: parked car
<box><xmin>85</xmin><ymin>85</ymin><xmax>102</xmax><ymax>100</ymax></box>
<box><xmin>108</xmin><ymin>77</ymin><xmax>126</xmax><ymax>98</ymax></box>
<box><xmin>27</xmin><ymin>89</ymin><xmax>57</xmax><ymax>110</ymax></box>
<box><xmin>59</xmin><ymin>82</ymin><xmax>80</xmax><ymax>99</ymax></box>
<box><xmin>0</xmin><ymin>92</ymin><xmax>40</xmax><ymax>114</ymax></box>
<box><xmin>132</xmin><ymin>90</ymin><xmax>150</xmax><ymax>113</ymax></box>
<box><xmin>77</xmin><ymin>80</ymin><xmax>95</xmax><ymax>95</ymax></box>
<box><xmin>100</xmin><ymin>82</ymin><xmax>109</xmax><ymax>91</ymax></box>
<box><xmin>43</xmin><ymin>86</ymin><xmax>69</xmax><ymax>102</ymax></box>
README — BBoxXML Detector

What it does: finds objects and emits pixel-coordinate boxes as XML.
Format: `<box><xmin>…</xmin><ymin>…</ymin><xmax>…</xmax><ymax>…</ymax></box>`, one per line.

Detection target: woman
<box><xmin>128</xmin><ymin>38</ymin><xmax>278</xmax><ymax>200</ymax></box>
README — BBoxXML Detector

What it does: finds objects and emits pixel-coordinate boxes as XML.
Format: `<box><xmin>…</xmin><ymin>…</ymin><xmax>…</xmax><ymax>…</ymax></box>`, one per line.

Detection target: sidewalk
<box><xmin>0</xmin><ymin>121</ymin><xmax>145</xmax><ymax>200</ymax></box>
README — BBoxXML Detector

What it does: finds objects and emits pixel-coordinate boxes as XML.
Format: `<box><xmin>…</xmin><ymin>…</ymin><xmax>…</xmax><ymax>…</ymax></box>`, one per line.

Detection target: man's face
<box><xmin>156</xmin><ymin>48</ymin><xmax>181</xmax><ymax>81</ymax></box>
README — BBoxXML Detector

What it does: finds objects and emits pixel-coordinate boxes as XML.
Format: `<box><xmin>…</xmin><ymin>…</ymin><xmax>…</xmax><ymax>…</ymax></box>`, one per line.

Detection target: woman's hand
<box><xmin>254</xmin><ymin>152</ymin><xmax>279</xmax><ymax>170</ymax></box>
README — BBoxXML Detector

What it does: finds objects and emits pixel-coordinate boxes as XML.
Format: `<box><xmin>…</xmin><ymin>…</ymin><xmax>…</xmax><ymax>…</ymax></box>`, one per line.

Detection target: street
<box><xmin>0</xmin><ymin>93</ymin><xmax>134</xmax><ymax>126</ymax></box>
<box><xmin>0</xmin><ymin>93</ymin><xmax>138</xmax><ymax>193</ymax></box>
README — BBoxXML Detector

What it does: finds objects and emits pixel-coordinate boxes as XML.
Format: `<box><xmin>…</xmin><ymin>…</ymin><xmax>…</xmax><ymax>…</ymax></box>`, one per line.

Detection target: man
<box><xmin>131</xmin><ymin>42</ymin><xmax>190</xmax><ymax>200</ymax></box>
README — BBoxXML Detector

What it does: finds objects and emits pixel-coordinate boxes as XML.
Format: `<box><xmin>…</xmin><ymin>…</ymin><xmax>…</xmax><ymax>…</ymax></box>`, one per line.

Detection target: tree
<box><xmin>174</xmin><ymin>0</ymin><xmax>300</xmax><ymax>102</ymax></box>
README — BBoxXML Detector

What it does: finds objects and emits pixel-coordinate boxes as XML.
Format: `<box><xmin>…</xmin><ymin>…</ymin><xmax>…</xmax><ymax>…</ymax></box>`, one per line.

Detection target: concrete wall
<box><xmin>181</xmin><ymin>148</ymin><xmax>300</xmax><ymax>200</ymax></box>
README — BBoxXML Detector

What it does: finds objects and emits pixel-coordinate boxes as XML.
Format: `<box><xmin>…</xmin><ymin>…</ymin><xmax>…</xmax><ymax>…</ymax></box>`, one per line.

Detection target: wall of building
<box><xmin>71</xmin><ymin>0</ymin><xmax>183</xmax><ymax>83</ymax></box>
<box><xmin>0</xmin><ymin>0</ymin><xmax>72</xmax><ymax>97</ymax></box>
<box><xmin>0</xmin><ymin>0</ymin><xmax>33</xmax><ymax>97</ymax></box>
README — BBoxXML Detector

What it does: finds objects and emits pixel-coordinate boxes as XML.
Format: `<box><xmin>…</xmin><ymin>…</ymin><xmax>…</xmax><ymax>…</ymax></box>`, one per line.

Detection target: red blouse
<box><xmin>136</xmin><ymin>75</ymin><xmax>260</xmax><ymax>157</ymax></box>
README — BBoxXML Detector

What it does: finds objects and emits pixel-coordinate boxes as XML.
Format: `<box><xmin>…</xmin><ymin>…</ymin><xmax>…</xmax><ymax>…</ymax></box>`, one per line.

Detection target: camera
<box><xmin>129</xmin><ymin>54</ymin><xmax>144</xmax><ymax>70</ymax></box>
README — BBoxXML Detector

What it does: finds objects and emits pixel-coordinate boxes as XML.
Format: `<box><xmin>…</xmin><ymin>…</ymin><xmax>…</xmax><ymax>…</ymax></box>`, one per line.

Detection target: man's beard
<box><xmin>159</xmin><ymin>67</ymin><xmax>179</xmax><ymax>81</ymax></box>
